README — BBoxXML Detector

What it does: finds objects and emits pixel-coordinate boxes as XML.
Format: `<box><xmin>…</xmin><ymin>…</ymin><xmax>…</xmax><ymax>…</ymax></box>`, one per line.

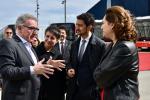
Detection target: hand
<box><xmin>33</xmin><ymin>59</ymin><xmax>54</xmax><ymax>79</ymax></box>
<box><xmin>67</xmin><ymin>68</ymin><xmax>75</xmax><ymax>78</ymax></box>
<box><xmin>47</xmin><ymin>59</ymin><xmax>65</xmax><ymax>71</ymax></box>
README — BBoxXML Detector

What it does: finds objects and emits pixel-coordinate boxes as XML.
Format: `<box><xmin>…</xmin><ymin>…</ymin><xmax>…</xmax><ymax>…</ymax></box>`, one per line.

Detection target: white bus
<box><xmin>94</xmin><ymin>16</ymin><xmax>150</xmax><ymax>50</ymax></box>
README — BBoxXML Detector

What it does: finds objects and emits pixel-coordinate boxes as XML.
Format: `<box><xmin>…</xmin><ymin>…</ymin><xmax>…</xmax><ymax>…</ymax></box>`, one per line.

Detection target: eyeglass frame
<box><xmin>22</xmin><ymin>25</ymin><xmax>39</xmax><ymax>32</ymax></box>
<box><xmin>5</xmin><ymin>32</ymin><xmax>13</xmax><ymax>34</ymax></box>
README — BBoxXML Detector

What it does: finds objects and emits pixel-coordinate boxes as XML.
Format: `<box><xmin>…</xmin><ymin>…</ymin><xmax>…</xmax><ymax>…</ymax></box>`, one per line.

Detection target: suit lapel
<box><xmin>63</xmin><ymin>40</ymin><xmax>70</xmax><ymax>55</ymax></box>
<box><xmin>87</xmin><ymin>35</ymin><xmax>96</xmax><ymax>70</ymax></box>
<box><xmin>13</xmin><ymin>35</ymin><xmax>35</xmax><ymax>65</ymax></box>
<box><xmin>64</xmin><ymin>40</ymin><xmax>68</xmax><ymax>52</ymax></box>
<box><xmin>100</xmin><ymin>42</ymin><xmax>113</xmax><ymax>63</ymax></box>
<box><xmin>74</xmin><ymin>38</ymin><xmax>80</xmax><ymax>63</ymax></box>
<box><xmin>18</xmin><ymin>42</ymin><xmax>35</xmax><ymax>65</ymax></box>
<box><xmin>54</xmin><ymin>42</ymin><xmax>61</xmax><ymax>55</ymax></box>
<box><xmin>31</xmin><ymin>47</ymin><xmax>39</xmax><ymax>61</ymax></box>
<box><xmin>78</xmin><ymin>35</ymin><xmax>93</xmax><ymax>64</ymax></box>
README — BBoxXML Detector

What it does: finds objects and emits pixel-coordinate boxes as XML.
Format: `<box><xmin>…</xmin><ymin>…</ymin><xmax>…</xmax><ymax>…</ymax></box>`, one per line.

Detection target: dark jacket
<box><xmin>94</xmin><ymin>41</ymin><xmax>140</xmax><ymax>100</ymax></box>
<box><xmin>54</xmin><ymin>40</ymin><xmax>72</xmax><ymax>64</ymax></box>
<box><xmin>66</xmin><ymin>34</ymin><xmax>106</xmax><ymax>100</ymax></box>
<box><xmin>35</xmin><ymin>42</ymin><xmax>66</xmax><ymax>100</ymax></box>
<box><xmin>0</xmin><ymin>35</ymin><xmax>40</xmax><ymax>100</ymax></box>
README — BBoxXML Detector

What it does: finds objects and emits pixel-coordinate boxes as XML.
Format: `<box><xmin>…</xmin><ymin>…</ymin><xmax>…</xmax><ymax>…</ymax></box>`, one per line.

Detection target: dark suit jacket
<box><xmin>94</xmin><ymin>41</ymin><xmax>139</xmax><ymax>100</ymax></box>
<box><xmin>54</xmin><ymin>40</ymin><xmax>72</xmax><ymax>64</ymax></box>
<box><xmin>35</xmin><ymin>42</ymin><xmax>66</xmax><ymax>100</ymax></box>
<box><xmin>66</xmin><ymin>34</ymin><xmax>106</xmax><ymax>100</ymax></box>
<box><xmin>0</xmin><ymin>35</ymin><xmax>40</xmax><ymax>100</ymax></box>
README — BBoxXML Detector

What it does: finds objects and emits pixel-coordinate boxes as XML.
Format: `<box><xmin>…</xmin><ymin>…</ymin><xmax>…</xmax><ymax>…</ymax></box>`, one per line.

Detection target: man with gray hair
<box><xmin>0</xmin><ymin>13</ymin><xmax>65</xmax><ymax>100</ymax></box>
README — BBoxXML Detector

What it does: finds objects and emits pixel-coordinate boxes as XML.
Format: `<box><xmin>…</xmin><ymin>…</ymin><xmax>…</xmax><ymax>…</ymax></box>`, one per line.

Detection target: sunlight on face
<box><xmin>60</xmin><ymin>29</ymin><xmax>67</xmax><ymax>41</ymax></box>
<box><xmin>75</xmin><ymin>19</ymin><xmax>87</xmax><ymax>36</ymax></box>
<box><xmin>4</xmin><ymin>28</ymin><xmax>13</xmax><ymax>39</ymax></box>
<box><xmin>101</xmin><ymin>16</ymin><xmax>114</xmax><ymax>40</ymax></box>
<box><xmin>20</xmin><ymin>19</ymin><xmax>38</xmax><ymax>42</ymax></box>
<box><xmin>44</xmin><ymin>31</ymin><xmax>58</xmax><ymax>49</ymax></box>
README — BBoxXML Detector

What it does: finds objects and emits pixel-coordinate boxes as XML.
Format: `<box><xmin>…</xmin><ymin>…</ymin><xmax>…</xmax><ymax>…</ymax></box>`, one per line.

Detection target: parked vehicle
<box><xmin>95</xmin><ymin>16</ymin><xmax>150</xmax><ymax>50</ymax></box>
<box><xmin>50</xmin><ymin>23</ymin><xmax>76</xmax><ymax>41</ymax></box>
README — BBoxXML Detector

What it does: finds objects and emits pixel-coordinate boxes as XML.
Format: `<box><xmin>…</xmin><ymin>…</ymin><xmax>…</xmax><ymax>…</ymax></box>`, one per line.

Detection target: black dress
<box><xmin>35</xmin><ymin>42</ymin><xmax>66</xmax><ymax>100</ymax></box>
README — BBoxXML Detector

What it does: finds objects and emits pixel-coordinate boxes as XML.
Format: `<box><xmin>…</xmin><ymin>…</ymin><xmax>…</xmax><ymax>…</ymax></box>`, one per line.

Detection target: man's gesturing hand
<box><xmin>47</xmin><ymin>59</ymin><xmax>65</xmax><ymax>71</ymax></box>
<box><xmin>33</xmin><ymin>59</ymin><xmax>54</xmax><ymax>79</ymax></box>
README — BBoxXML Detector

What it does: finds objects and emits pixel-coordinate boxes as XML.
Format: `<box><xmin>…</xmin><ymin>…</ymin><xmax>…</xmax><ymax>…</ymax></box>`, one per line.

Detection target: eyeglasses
<box><xmin>6</xmin><ymin>32</ymin><xmax>13</xmax><ymax>34</ymax></box>
<box><xmin>23</xmin><ymin>25</ymin><xmax>39</xmax><ymax>32</ymax></box>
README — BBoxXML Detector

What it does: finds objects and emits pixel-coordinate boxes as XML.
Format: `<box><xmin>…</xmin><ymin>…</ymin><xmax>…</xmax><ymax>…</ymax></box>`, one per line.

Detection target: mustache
<box><xmin>76</xmin><ymin>30</ymin><xmax>80</xmax><ymax>33</ymax></box>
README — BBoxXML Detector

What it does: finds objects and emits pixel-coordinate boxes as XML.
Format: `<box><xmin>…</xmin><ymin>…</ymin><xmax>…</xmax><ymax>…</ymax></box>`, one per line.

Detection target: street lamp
<box><xmin>35</xmin><ymin>0</ymin><xmax>39</xmax><ymax>26</ymax></box>
<box><xmin>61</xmin><ymin>0</ymin><xmax>66</xmax><ymax>23</ymax></box>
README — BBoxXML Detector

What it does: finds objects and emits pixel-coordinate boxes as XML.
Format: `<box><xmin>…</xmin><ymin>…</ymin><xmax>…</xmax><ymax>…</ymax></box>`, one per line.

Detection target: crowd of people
<box><xmin>0</xmin><ymin>6</ymin><xmax>139</xmax><ymax>100</ymax></box>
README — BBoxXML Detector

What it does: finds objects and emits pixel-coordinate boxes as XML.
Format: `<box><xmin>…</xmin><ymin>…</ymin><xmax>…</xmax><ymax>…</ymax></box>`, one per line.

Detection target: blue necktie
<box><xmin>78</xmin><ymin>40</ymin><xmax>86</xmax><ymax>62</ymax></box>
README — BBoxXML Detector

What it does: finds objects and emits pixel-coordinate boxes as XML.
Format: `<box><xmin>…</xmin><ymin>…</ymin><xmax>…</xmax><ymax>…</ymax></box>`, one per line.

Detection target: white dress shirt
<box><xmin>78</xmin><ymin>32</ymin><xmax>92</xmax><ymax>57</ymax></box>
<box><xmin>17</xmin><ymin>34</ymin><xmax>37</xmax><ymax>74</ymax></box>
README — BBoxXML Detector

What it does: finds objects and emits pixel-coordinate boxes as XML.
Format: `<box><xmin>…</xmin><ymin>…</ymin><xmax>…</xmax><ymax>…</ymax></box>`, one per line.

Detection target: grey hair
<box><xmin>16</xmin><ymin>13</ymin><xmax>37</xmax><ymax>27</ymax></box>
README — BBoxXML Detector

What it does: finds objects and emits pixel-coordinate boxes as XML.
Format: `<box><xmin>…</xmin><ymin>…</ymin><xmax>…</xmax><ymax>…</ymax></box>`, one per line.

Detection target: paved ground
<box><xmin>139</xmin><ymin>71</ymin><xmax>150</xmax><ymax>100</ymax></box>
<box><xmin>0</xmin><ymin>71</ymin><xmax>149</xmax><ymax>100</ymax></box>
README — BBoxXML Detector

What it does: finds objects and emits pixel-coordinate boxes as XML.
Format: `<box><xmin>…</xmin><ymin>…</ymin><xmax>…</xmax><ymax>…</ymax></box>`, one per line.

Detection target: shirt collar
<box><xmin>16</xmin><ymin>33</ymin><xmax>31</xmax><ymax>46</ymax></box>
<box><xmin>59</xmin><ymin>39</ymin><xmax>66</xmax><ymax>44</ymax></box>
<box><xmin>80</xmin><ymin>31</ymin><xmax>92</xmax><ymax>42</ymax></box>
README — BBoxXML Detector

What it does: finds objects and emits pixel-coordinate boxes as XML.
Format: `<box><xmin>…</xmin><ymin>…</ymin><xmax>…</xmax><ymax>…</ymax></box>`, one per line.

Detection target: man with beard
<box><xmin>66</xmin><ymin>13</ymin><xmax>106</xmax><ymax>100</ymax></box>
<box><xmin>54</xmin><ymin>25</ymin><xmax>72</xmax><ymax>64</ymax></box>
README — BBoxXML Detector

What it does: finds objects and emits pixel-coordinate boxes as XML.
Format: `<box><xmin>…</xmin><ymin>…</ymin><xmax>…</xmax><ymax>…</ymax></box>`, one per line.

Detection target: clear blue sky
<box><xmin>0</xmin><ymin>0</ymin><xmax>100</xmax><ymax>40</ymax></box>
